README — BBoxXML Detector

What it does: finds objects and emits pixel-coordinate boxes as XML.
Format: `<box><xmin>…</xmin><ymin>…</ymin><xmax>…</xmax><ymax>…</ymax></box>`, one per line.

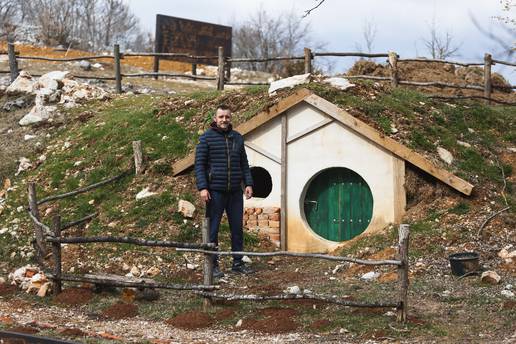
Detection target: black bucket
<box><xmin>448</xmin><ymin>252</ymin><xmax>480</xmax><ymax>276</ymax></box>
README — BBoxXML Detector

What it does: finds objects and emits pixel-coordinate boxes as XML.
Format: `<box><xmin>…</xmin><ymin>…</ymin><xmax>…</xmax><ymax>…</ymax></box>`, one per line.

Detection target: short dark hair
<box><xmin>217</xmin><ymin>104</ymin><xmax>231</xmax><ymax>112</ymax></box>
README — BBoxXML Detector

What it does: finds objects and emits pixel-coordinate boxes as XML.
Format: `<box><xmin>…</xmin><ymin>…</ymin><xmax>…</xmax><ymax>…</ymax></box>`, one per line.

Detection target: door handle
<box><xmin>304</xmin><ymin>200</ymin><xmax>318</xmax><ymax>211</ymax></box>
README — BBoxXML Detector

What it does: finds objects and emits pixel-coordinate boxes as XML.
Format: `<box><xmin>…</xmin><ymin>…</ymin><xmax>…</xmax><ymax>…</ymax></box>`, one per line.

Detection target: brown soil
<box><xmin>310</xmin><ymin>319</ymin><xmax>331</xmax><ymax>330</ymax></box>
<box><xmin>58</xmin><ymin>328</ymin><xmax>86</xmax><ymax>337</ymax></box>
<box><xmin>166</xmin><ymin>311</ymin><xmax>213</xmax><ymax>329</ymax></box>
<box><xmin>242</xmin><ymin>315</ymin><xmax>299</xmax><ymax>334</ymax></box>
<box><xmin>102</xmin><ymin>302</ymin><xmax>138</xmax><ymax>320</ymax></box>
<box><xmin>54</xmin><ymin>288</ymin><xmax>93</xmax><ymax>305</ymax></box>
<box><xmin>213</xmin><ymin>308</ymin><xmax>235</xmax><ymax>321</ymax></box>
<box><xmin>0</xmin><ymin>283</ymin><xmax>16</xmax><ymax>296</ymax></box>
<box><xmin>5</xmin><ymin>326</ymin><xmax>39</xmax><ymax>334</ymax></box>
<box><xmin>259</xmin><ymin>307</ymin><xmax>298</xmax><ymax>317</ymax></box>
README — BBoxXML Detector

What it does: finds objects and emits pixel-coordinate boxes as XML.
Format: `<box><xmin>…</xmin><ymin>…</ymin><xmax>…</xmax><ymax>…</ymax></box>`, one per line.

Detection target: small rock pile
<box><xmin>8</xmin><ymin>265</ymin><xmax>52</xmax><ymax>296</ymax></box>
<box><xmin>5</xmin><ymin>71</ymin><xmax>109</xmax><ymax>126</ymax></box>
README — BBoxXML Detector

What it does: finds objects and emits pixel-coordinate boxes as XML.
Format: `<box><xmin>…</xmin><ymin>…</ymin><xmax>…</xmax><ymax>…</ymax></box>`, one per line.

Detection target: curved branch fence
<box><xmin>1</xmin><ymin>43</ymin><xmax>514</xmax><ymax>104</ymax></box>
<box><xmin>25</xmin><ymin>141</ymin><xmax>412</xmax><ymax>322</ymax></box>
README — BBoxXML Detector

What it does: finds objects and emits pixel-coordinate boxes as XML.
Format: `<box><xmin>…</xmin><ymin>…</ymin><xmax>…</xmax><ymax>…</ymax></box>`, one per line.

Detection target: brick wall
<box><xmin>243</xmin><ymin>206</ymin><xmax>280</xmax><ymax>247</ymax></box>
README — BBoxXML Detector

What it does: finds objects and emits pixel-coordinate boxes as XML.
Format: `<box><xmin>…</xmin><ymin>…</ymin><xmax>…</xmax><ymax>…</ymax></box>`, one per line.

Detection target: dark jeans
<box><xmin>206</xmin><ymin>189</ymin><xmax>244</xmax><ymax>267</ymax></box>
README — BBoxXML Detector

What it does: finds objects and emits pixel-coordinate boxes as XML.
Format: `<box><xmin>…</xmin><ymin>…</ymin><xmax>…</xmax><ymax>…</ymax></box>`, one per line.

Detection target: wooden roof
<box><xmin>172</xmin><ymin>88</ymin><xmax>473</xmax><ymax>196</ymax></box>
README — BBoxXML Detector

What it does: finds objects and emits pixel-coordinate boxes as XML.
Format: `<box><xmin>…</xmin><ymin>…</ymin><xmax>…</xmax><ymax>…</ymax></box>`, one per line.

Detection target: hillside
<box><xmin>0</xmin><ymin>79</ymin><xmax>514</xmax><ymax>342</ymax></box>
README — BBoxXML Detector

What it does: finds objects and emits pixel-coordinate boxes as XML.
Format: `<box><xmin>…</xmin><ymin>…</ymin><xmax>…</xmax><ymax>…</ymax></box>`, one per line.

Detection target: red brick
<box><xmin>243</xmin><ymin>214</ymin><xmax>249</xmax><ymax>221</ymax></box>
<box><xmin>247</xmin><ymin>220</ymin><xmax>258</xmax><ymax>227</ymax></box>
<box><xmin>248</xmin><ymin>214</ymin><xmax>257</xmax><ymax>220</ymax></box>
<box><xmin>269</xmin><ymin>220</ymin><xmax>280</xmax><ymax>228</ymax></box>
<box><xmin>269</xmin><ymin>233</ymin><xmax>280</xmax><ymax>241</ymax></box>
<box><xmin>255</xmin><ymin>208</ymin><xmax>263</xmax><ymax>215</ymax></box>
<box><xmin>258</xmin><ymin>220</ymin><xmax>269</xmax><ymax>227</ymax></box>
<box><xmin>257</xmin><ymin>214</ymin><xmax>268</xmax><ymax>220</ymax></box>
<box><xmin>245</xmin><ymin>207</ymin><xmax>255</xmax><ymax>215</ymax></box>
<box><xmin>268</xmin><ymin>213</ymin><xmax>280</xmax><ymax>221</ymax></box>
<box><xmin>263</xmin><ymin>207</ymin><xmax>280</xmax><ymax>214</ymax></box>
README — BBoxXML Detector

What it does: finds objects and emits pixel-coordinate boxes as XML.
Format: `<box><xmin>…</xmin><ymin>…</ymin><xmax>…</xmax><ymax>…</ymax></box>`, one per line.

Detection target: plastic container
<box><xmin>448</xmin><ymin>252</ymin><xmax>480</xmax><ymax>276</ymax></box>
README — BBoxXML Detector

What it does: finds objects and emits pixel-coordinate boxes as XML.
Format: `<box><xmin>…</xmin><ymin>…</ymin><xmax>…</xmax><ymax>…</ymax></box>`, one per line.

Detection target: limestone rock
<box><xmin>360</xmin><ymin>271</ymin><xmax>380</xmax><ymax>281</ymax></box>
<box><xmin>284</xmin><ymin>285</ymin><xmax>301</xmax><ymax>295</ymax></box>
<box><xmin>146</xmin><ymin>266</ymin><xmax>160</xmax><ymax>277</ymax></box>
<box><xmin>136</xmin><ymin>187</ymin><xmax>157</xmax><ymax>200</ymax></box>
<box><xmin>268</xmin><ymin>73</ymin><xmax>310</xmax><ymax>94</ymax></box>
<box><xmin>178</xmin><ymin>199</ymin><xmax>195</xmax><ymax>218</ymax></box>
<box><xmin>6</xmin><ymin>71</ymin><xmax>35</xmax><ymax>94</ymax></box>
<box><xmin>15</xmin><ymin>157</ymin><xmax>32</xmax><ymax>175</ymax></box>
<box><xmin>481</xmin><ymin>271</ymin><xmax>501</xmax><ymax>285</ymax></box>
<box><xmin>323</xmin><ymin>77</ymin><xmax>355</xmax><ymax>90</ymax></box>
<box><xmin>78</xmin><ymin>60</ymin><xmax>91</xmax><ymax>71</ymax></box>
<box><xmin>457</xmin><ymin>140</ymin><xmax>471</xmax><ymax>148</ymax></box>
<box><xmin>437</xmin><ymin>147</ymin><xmax>454</xmax><ymax>165</ymax></box>
<box><xmin>19</xmin><ymin>104</ymin><xmax>57</xmax><ymax>126</ymax></box>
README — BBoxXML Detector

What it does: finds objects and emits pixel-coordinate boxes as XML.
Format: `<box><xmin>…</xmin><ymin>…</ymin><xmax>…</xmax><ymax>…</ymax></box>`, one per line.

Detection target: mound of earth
<box><xmin>166</xmin><ymin>310</ymin><xmax>213</xmax><ymax>329</ymax></box>
<box><xmin>242</xmin><ymin>307</ymin><xmax>299</xmax><ymax>333</ymax></box>
<box><xmin>0</xmin><ymin>283</ymin><xmax>16</xmax><ymax>296</ymax></box>
<box><xmin>101</xmin><ymin>302</ymin><xmax>138</xmax><ymax>319</ymax></box>
<box><xmin>54</xmin><ymin>288</ymin><xmax>93</xmax><ymax>305</ymax></box>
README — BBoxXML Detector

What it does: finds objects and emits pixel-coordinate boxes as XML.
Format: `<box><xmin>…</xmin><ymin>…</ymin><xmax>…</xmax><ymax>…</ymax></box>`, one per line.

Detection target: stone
<box><xmin>178</xmin><ymin>200</ymin><xmax>195</xmax><ymax>218</ymax></box>
<box><xmin>501</xmin><ymin>289</ymin><xmax>514</xmax><ymax>298</ymax></box>
<box><xmin>268</xmin><ymin>73</ymin><xmax>311</xmax><ymax>94</ymax></box>
<box><xmin>457</xmin><ymin>140</ymin><xmax>471</xmax><ymax>148</ymax></box>
<box><xmin>390</xmin><ymin>124</ymin><xmax>399</xmax><ymax>134</ymax></box>
<box><xmin>146</xmin><ymin>266</ymin><xmax>160</xmax><ymax>277</ymax></box>
<box><xmin>92</xmin><ymin>63</ymin><xmax>103</xmax><ymax>69</ymax></box>
<box><xmin>19</xmin><ymin>104</ymin><xmax>57</xmax><ymax>126</ymax></box>
<box><xmin>257</xmin><ymin>214</ymin><xmax>268</xmax><ymax>220</ymax></box>
<box><xmin>498</xmin><ymin>247</ymin><xmax>516</xmax><ymax>263</ymax></box>
<box><xmin>268</xmin><ymin>213</ymin><xmax>280</xmax><ymax>221</ymax></box>
<box><xmin>323</xmin><ymin>77</ymin><xmax>355</xmax><ymax>90</ymax></box>
<box><xmin>248</xmin><ymin>214</ymin><xmax>257</xmax><ymax>220</ymax></box>
<box><xmin>242</xmin><ymin>255</ymin><xmax>252</xmax><ymax>264</ymax></box>
<box><xmin>437</xmin><ymin>147</ymin><xmax>454</xmax><ymax>165</ymax></box>
<box><xmin>247</xmin><ymin>220</ymin><xmax>258</xmax><ymax>227</ymax></box>
<box><xmin>6</xmin><ymin>71</ymin><xmax>35</xmax><ymax>94</ymax></box>
<box><xmin>78</xmin><ymin>60</ymin><xmax>91</xmax><ymax>71</ymax></box>
<box><xmin>235</xmin><ymin>319</ymin><xmax>243</xmax><ymax>327</ymax></box>
<box><xmin>129</xmin><ymin>266</ymin><xmax>140</xmax><ymax>276</ymax></box>
<box><xmin>136</xmin><ymin>187</ymin><xmax>157</xmax><ymax>200</ymax></box>
<box><xmin>254</xmin><ymin>208</ymin><xmax>263</xmax><ymax>215</ymax></box>
<box><xmin>39</xmin><ymin>71</ymin><xmax>70</xmax><ymax>84</ymax></box>
<box><xmin>258</xmin><ymin>220</ymin><xmax>269</xmax><ymax>227</ymax></box>
<box><xmin>360</xmin><ymin>271</ymin><xmax>380</xmax><ymax>281</ymax></box>
<box><xmin>15</xmin><ymin>157</ymin><xmax>31</xmax><ymax>176</ymax></box>
<box><xmin>481</xmin><ymin>271</ymin><xmax>501</xmax><ymax>285</ymax></box>
<box><xmin>284</xmin><ymin>285</ymin><xmax>301</xmax><ymax>295</ymax></box>
<box><xmin>263</xmin><ymin>207</ymin><xmax>280</xmax><ymax>214</ymax></box>
<box><xmin>37</xmin><ymin>282</ymin><xmax>51</xmax><ymax>297</ymax></box>
<box><xmin>269</xmin><ymin>220</ymin><xmax>280</xmax><ymax>228</ymax></box>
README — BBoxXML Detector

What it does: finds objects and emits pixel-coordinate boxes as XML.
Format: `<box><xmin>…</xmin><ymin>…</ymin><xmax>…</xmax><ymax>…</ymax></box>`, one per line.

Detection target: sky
<box><xmin>126</xmin><ymin>0</ymin><xmax>515</xmax><ymax>82</ymax></box>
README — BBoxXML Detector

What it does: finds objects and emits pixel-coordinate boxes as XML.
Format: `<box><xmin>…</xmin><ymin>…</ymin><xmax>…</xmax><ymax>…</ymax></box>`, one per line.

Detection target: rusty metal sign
<box><xmin>154</xmin><ymin>14</ymin><xmax>232</xmax><ymax>65</ymax></box>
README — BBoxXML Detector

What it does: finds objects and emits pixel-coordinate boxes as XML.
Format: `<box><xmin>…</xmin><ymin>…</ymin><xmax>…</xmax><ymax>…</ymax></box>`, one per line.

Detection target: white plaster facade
<box><xmin>244</xmin><ymin>102</ymin><xmax>405</xmax><ymax>253</ymax></box>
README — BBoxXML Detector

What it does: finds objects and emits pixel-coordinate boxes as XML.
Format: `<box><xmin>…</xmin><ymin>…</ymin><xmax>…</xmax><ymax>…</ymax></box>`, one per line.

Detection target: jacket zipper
<box><xmin>225</xmin><ymin>135</ymin><xmax>231</xmax><ymax>191</ymax></box>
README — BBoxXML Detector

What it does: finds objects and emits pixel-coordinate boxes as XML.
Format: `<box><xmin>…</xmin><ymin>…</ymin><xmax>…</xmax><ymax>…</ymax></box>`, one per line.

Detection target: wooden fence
<box><xmin>26</xmin><ymin>141</ymin><xmax>412</xmax><ymax>322</ymax></box>
<box><xmin>2</xmin><ymin>43</ymin><xmax>515</xmax><ymax>105</ymax></box>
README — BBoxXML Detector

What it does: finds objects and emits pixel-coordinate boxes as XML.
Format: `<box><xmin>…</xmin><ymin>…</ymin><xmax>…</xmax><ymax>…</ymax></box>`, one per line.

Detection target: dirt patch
<box><xmin>54</xmin><ymin>287</ymin><xmax>93</xmax><ymax>305</ymax></box>
<box><xmin>501</xmin><ymin>300</ymin><xmax>516</xmax><ymax>310</ymax></box>
<box><xmin>259</xmin><ymin>307</ymin><xmax>298</xmax><ymax>317</ymax></box>
<box><xmin>166</xmin><ymin>311</ymin><xmax>213</xmax><ymax>329</ymax></box>
<box><xmin>0</xmin><ymin>283</ymin><xmax>16</xmax><ymax>296</ymax></box>
<box><xmin>5</xmin><ymin>326</ymin><xmax>39</xmax><ymax>334</ymax></box>
<box><xmin>214</xmin><ymin>308</ymin><xmax>235</xmax><ymax>321</ymax></box>
<box><xmin>242</xmin><ymin>315</ymin><xmax>299</xmax><ymax>334</ymax></box>
<box><xmin>310</xmin><ymin>319</ymin><xmax>331</xmax><ymax>330</ymax></box>
<box><xmin>102</xmin><ymin>302</ymin><xmax>138</xmax><ymax>320</ymax></box>
<box><xmin>59</xmin><ymin>328</ymin><xmax>86</xmax><ymax>337</ymax></box>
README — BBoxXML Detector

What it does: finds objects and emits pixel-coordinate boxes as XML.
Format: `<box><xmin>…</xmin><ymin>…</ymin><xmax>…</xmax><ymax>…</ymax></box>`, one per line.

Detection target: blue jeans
<box><xmin>206</xmin><ymin>189</ymin><xmax>244</xmax><ymax>267</ymax></box>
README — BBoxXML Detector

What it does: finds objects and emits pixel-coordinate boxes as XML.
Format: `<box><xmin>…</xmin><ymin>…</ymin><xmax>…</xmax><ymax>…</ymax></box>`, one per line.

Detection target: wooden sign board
<box><xmin>155</xmin><ymin>14</ymin><xmax>232</xmax><ymax>65</ymax></box>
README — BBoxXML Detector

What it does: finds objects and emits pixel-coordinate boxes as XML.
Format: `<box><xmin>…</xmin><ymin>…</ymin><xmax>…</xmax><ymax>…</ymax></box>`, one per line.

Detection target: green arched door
<box><xmin>303</xmin><ymin>168</ymin><xmax>373</xmax><ymax>242</ymax></box>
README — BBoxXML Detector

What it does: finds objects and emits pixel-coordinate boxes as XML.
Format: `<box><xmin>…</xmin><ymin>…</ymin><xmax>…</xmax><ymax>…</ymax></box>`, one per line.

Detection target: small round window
<box><xmin>250</xmin><ymin>166</ymin><xmax>272</xmax><ymax>198</ymax></box>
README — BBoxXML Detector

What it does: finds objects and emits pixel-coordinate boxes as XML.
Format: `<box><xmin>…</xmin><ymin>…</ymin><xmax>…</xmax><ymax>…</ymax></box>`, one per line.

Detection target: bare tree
<box><xmin>422</xmin><ymin>17</ymin><xmax>461</xmax><ymax>59</ymax></box>
<box><xmin>233</xmin><ymin>8</ymin><xmax>326</xmax><ymax>76</ymax></box>
<box><xmin>0</xmin><ymin>0</ymin><xmax>19</xmax><ymax>41</ymax></box>
<box><xmin>355</xmin><ymin>18</ymin><xmax>378</xmax><ymax>54</ymax></box>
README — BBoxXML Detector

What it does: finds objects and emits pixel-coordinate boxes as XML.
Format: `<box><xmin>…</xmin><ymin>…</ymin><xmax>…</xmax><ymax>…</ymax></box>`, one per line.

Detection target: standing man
<box><xmin>195</xmin><ymin>104</ymin><xmax>254</xmax><ymax>278</ymax></box>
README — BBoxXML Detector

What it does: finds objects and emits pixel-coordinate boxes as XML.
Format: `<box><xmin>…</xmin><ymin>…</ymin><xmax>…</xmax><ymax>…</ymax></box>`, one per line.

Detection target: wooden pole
<box><xmin>397</xmin><ymin>224</ymin><xmax>410</xmax><ymax>322</ymax></box>
<box><xmin>202</xmin><ymin>217</ymin><xmax>213</xmax><ymax>310</ymax></box>
<box><xmin>132</xmin><ymin>140</ymin><xmax>144</xmax><ymax>175</ymax></box>
<box><xmin>280</xmin><ymin>114</ymin><xmax>288</xmax><ymax>250</ymax></box>
<box><xmin>114</xmin><ymin>44</ymin><xmax>122</xmax><ymax>93</ymax></box>
<box><xmin>388</xmin><ymin>52</ymin><xmax>399</xmax><ymax>87</ymax></box>
<box><xmin>225</xmin><ymin>60</ymin><xmax>231</xmax><ymax>82</ymax></box>
<box><xmin>153</xmin><ymin>56</ymin><xmax>160</xmax><ymax>80</ymax></box>
<box><xmin>304</xmin><ymin>47</ymin><xmax>312</xmax><ymax>74</ymax></box>
<box><xmin>28</xmin><ymin>182</ymin><xmax>46</xmax><ymax>265</ymax></box>
<box><xmin>7</xmin><ymin>42</ymin><xmax>19</xmax><ymax>82</ymax></box>
<box><xmin>217</xmin><ymin>46</ymin><xmax>225</xmax><ymax>91</ymax></box>
<box><xmin>51</xmin><ymin>215</ymin><xmax>62</xmax><ymax>295</ymax></box>
<box><xmin>484</xmin><ymin>53</ymin><xmax>492</xmax><ymax>104</ymax></box>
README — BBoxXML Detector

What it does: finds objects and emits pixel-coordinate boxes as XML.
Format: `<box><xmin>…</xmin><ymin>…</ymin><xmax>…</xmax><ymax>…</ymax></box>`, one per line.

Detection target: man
<box><xmin>195</xmin><ymin>104</ymin><xmax>254</xmax><ymax>278</ymax></box>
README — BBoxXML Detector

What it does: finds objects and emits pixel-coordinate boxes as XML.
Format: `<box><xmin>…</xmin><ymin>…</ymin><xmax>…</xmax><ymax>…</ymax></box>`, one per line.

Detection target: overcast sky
<box><xmin>126</xmin><ymin>0</ymin><xmax>515</xmax><ymax>81</ymax></box>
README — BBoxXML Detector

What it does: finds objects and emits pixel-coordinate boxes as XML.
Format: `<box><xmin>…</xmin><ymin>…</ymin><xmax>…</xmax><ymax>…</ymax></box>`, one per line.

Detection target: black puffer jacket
<box><xmin>195</xmin><ymin>122</ymin><xmax>253</xmax><ymax>192</ymax></box>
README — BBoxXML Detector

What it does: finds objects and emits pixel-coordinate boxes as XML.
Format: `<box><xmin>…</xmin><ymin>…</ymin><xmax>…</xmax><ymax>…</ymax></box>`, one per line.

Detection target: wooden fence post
<box><xmin>191</xmin><ymin>63</ymin><xmax>197</xmax><ymax>76</ymax></box>
<box><xmin>132</xmin><ymin>140</ymin><xmax>144</xmax><ymax>175</ymax></box>
<box><xmin>484</xmin><ymin>53</ymin><xmax>492</xmax><ymax>104</ymax></box>
<box><xmin>28</xmin><ymin>182</ymin><xmax>46</xmax><ymax>266</ymax></box>
<box><xmin>51</xmin><ymin>215</ymin><xmax>62</xmax><ymax>295</ymax></box>
<box><xmin>114</xmin><ymin>44</ymin><xmax>122</xmax><ymax>93</ymax></box>
<box><xmin>7</xmin><ymin>42</ymin><xmax>19</xmax><ymax>82</ymax></box>
<box><xmin>202</xmin><ymin>217</ymin><xmax>213</xmax><ymax>310</ymax></box>
<box><xmin>217</xmin><ymin>46</ymin><xmax>225</xmax><ymax>91</ymax></box>
<box><xmin>304</xmin><ymin>47</ymin><xmax>312</xmax><ymax>74</ymax></box>
<box><xmin>153</xmin><ymin>56</ymin><xmax>160</xmax><ymax>80</ymax></box>
<box><xmin>397</xmin><ymin>224</ymin><xmax>410</xmax><ymax>322</ymax></box>
<box><xmin>388</xmin><ymin>52</ymin><xmax>399</xmax><ymax>87</ymax></box>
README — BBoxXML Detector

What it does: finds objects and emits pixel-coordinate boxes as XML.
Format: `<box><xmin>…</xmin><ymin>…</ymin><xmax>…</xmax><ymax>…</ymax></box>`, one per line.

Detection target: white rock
<box><xmin>498</xmin><ymin>248</ymin><xmax>516</xmax><ymax>263</ymax></box>
<box><xmin>24</xmin><ymin>134</ymin><xmax>36</xmax><ymax>141</ymax></box>
<box><xmin>437</xmin><ymin>147</ymin><xmax>454</xmax><ymax>165</ymax></box>
<box><xmin>360</xmin><ymin>271</ymin><xmax>380</xmax><ymax>281</ymax></box>
<box><xmin>92</xmin><ymin>63</ymin><xmax>103</xmax><ymax>69</ymax></box>
<box><xmin>268</xmin><ymin>73</ymin><xmax>310</xmax><ymax>94</ymax></box>
<box><xmin>235</xmin><ymin>319</ymin><xmax>243</xmax><ymax>327</ymax></box>
<box><xmin>6</xmin><ymin>71</ymin><xmax>35</xmax><ymax>94</ymax></box>
<box><xmin>501</xmin><ymin>289</ymin><xmax>514</xmax><ymax>298</ymax></box>
<box><xmin>130</xmin><ymin>266</ymin><xmax>140</xmax><ymax>276</ymax></box>
<box><xmin>146</xmin><ymin>266</ymin><xmax>160</xmax><ymax>277</ymax></box>
<box><xmin>19</xmin><ymin>104</ymin><xmax>56</xmax><ymax>126</ymax></box>
<box><xmin>323</xmin><ymin>77</ymin><xmax>355</xmax><ymax>90</ymax></box>
<box><xmin>186</xmin><ymin>263</ymin><xmax>198</xmax><ymax>270</ymax></box>
<box><xmin>78</xmin><ymin>60</ymin><xmax>91</xmax><ymax>70</ymax></box>
<box><xmin>122</xmin><ymin>263</ymin><xmax>130</xmax><ymax>271</ymax></box>
<box><xmin>38</xmin><ymin>155</ymin><xmax>46</xmax><ymax>162</ymax></box>
<box><xmin>178</xmin><ymin>199</ymin><xmax>195</xmax><ymax>218</ymax></box>
<box><xmin>15</xmin><ymin>157</ymin><xmax>32</xmax><ymax>175</ymax></box>
<box><xmin>457</xmin><ymin>140</ymin><xmax>471</xmax><ymax>148</ymax></box>
<box><xmin>242</xmin><ymin>255</ymin><xmax>252</xmax><ymax>264</ymax></box>
<box><xmin>467</xmin><ymin>128</ymin><xmax>475</xmax><ymax>133</ymax></box>
<box><xmin>390</xmin><ymin>125</ymin><xmax>399</xmax><ymax>134</ymax></box>
<box><xmin>184</xmin><ymin>99</ymin><xmax>195</xmax><ymax>106</ymax></box>
<box><xmin>284</xmin><ymin>285</ymin><xmax>301</xmax><ymax>295</ymax></box>
<box><xmin>508</xmin><ymin>147</ymin><xmax>516</xmax><ymax>153</ymax></box>
<box><xmin>39</xmin><ymin>71</ymin><xmax>70</xmax><ymax>83</ymax></box>
<box><xmin>136</xmin><ymin>187</ymin><xmax>157</xmax><ymax>200</ymax></box>
<box><xmin>481</xmin><ymin>271</ymin><xmax>501</xmax><ymax>285</ymax></box>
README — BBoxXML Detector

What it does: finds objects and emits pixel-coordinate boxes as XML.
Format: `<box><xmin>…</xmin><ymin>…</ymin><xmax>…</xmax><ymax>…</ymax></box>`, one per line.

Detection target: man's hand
<box><xmin>200</xmin><ymin>189</ymin><xmax>211</xmax><ymax>202</ymax></box>
<box><xmin>245</xmin><ymin>186</ymin><xmax>253</xmax><ymax>200</ymax></box>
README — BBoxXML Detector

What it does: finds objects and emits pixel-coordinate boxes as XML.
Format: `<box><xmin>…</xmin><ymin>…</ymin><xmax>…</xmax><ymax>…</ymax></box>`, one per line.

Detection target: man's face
<box><xmin>214</xmin><ymin>108</ymin><xmax>232</xmax><ymax>130</ymax></box>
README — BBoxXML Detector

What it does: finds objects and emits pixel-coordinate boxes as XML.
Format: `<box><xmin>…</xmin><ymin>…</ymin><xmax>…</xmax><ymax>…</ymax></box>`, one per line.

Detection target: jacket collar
<box><xmin>210</xmin><ymin>121</ymin><xmax>233</xmax><ymax>135</ymax></box>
